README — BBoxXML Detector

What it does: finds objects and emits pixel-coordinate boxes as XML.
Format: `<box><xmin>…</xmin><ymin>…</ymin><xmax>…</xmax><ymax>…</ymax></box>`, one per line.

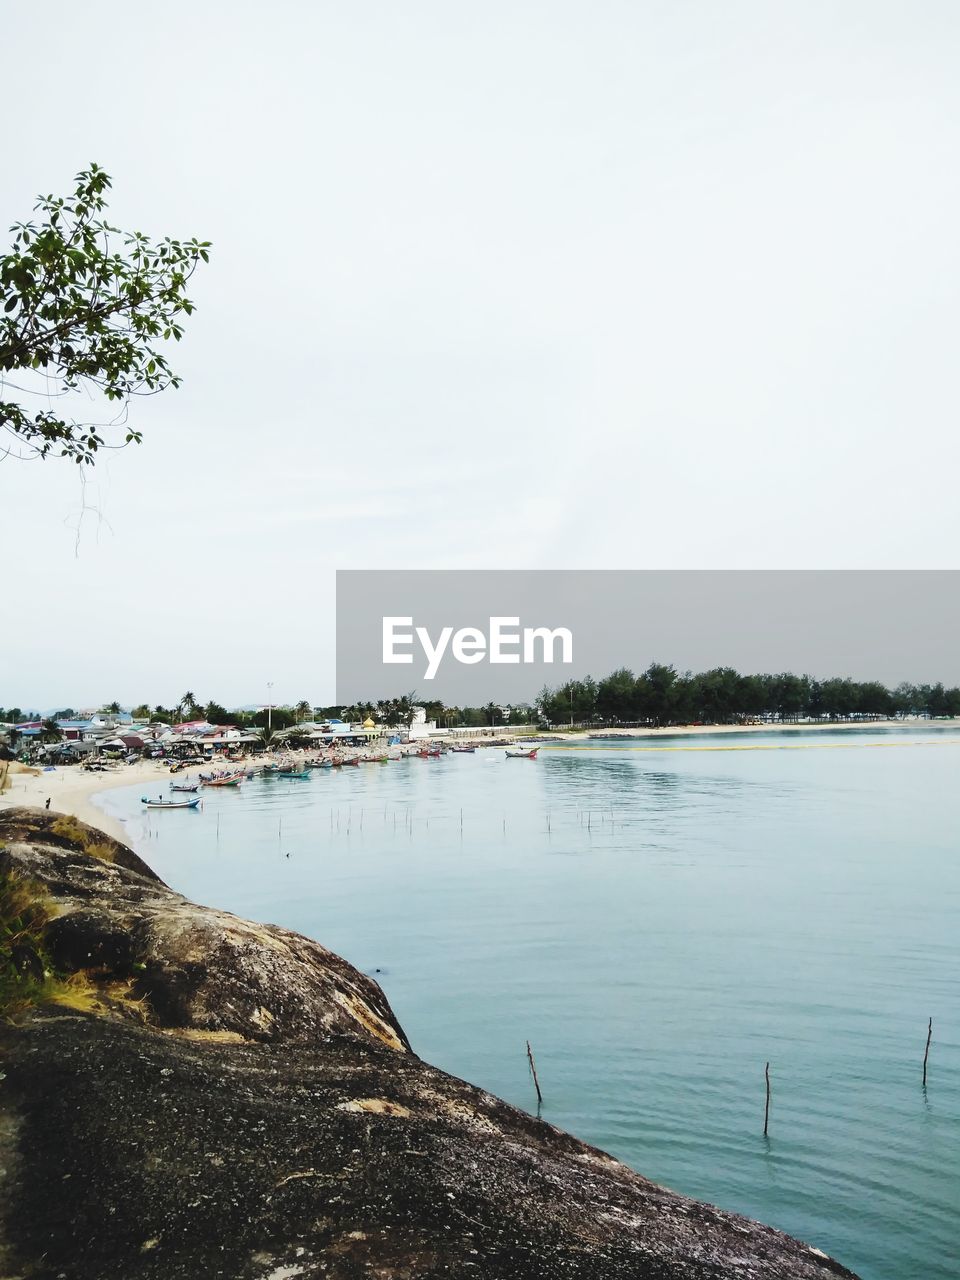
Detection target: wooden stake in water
<box><xmin>526</xmin><ymin>1040</ymin><xmax>543</xmax><ymax>1108</ymax></box>
<box><xmin>923</xmin><ymin>1017</ymin><xmax>933</xmax><ymax>1087</ymax></box>
<box><xmin>763</xmin><ymin>1061</ymin><xmax>771</xmax><ymax>1136</ymax></box>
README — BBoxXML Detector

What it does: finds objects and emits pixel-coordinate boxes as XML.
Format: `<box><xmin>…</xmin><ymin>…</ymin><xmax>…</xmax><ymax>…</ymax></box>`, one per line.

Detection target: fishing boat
<box><xmin>142</xmin><ymin>795</ymin><xmax>201</xmax><ymax>810</ymax></box>
<box><xmin>451</xmin><ymin>745</ymin><xmax>476</xmax><ymax>753</ymax></box>
<box><xmin>170</xmin><ymin>782</ymin><xmax>200</xmax><ymax>793</ymax></box>
<box><xmin>276</xmin><ymin>769</ymin><xmax>311</xmax><ymax>779</ymax></box>
<box><xmin>505</xmin><ymin>747</ymin><xmax>539</xmax><ymax>759</ymax></box>
<box><xmin>201</xmin><ymin>774</ymin><xmax>243</xmax><ymax>787</ymax></box>
<box><xmin>341</xmin><ymin>757</ymin><xmax>361</xmax><ymax>767</ymax></box>
<box><xmin>416</xmin><ymin>747</ymin><xmax>442</xmax><ymax>758</ymax></box>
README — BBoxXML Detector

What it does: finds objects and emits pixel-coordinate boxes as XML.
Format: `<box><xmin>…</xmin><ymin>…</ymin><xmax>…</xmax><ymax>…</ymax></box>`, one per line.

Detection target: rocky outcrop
<box><xmin>0</xmin><ymin>808</ymin><xmax>859</xmax><ymax>1280</ymax></box>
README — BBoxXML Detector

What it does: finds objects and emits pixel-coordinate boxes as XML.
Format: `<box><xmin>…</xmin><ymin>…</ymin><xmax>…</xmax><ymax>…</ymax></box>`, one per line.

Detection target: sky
<box><xmin>2</xmin><ymin>1</ymin><xmax>959</xmax><ymax>710</ymax></box>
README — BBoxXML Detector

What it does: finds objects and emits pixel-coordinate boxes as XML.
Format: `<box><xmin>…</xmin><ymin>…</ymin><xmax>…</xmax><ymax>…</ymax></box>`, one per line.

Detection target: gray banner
<box><xmin>335</xmin><ymin>570</ymin><xmax>960</xmax><ymax>705</ymax></box>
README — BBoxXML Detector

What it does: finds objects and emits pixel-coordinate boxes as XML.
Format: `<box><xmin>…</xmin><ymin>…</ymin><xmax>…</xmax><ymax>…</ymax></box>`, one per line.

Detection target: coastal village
<box><xmin>0</xmin><ymin>704</ymin><xmax>538</xmax><ymax>832</ymax></box>
<box><xmin>0</xmin><ymin>705</ymin><xmax>520</xmax><ymax>766</ymax></box>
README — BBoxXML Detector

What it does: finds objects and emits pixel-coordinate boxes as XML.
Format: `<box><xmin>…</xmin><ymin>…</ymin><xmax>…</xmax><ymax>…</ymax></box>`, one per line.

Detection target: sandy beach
<box><xmin>556</xmin><ymin>718</ymin><xmax>960</xmax><ymax>741</ymax></box>
<box><xmin>0</xmin><ymin>759</ymin><xmax>170</xmax><ymax>844</ymax></box>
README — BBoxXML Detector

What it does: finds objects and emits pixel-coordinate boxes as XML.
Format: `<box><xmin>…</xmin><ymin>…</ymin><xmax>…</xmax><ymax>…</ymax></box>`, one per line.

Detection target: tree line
<box><xmin>5</xmin><ymin>667</ymin><xmax>958</xmax><ymax>737</ymax></box>
<box><xmin>536</xmin><ymin>664</ymin><xmax>960</xmax><ymax>727</ymax></box>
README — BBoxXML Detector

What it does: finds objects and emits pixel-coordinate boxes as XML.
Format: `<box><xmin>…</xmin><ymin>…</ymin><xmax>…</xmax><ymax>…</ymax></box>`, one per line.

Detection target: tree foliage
<box><xmin>1</xmin><ymin>165</ymin><xmax>209</xmax><ymax>464</ymax></box>
<box><xmin>536</xmin><ymin>665</ymin><xmax>960</xmax><ymax>726</ymax></box>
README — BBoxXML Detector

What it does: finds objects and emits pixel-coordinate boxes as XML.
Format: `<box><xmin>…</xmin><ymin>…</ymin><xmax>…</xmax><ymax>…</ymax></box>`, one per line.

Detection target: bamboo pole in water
<box><xmin>763</xmin><ymin>1062</ymin><xmax>771</xmax><ymax>1136</ymax></box>
<box><xmin>526</xmin><ymin>1040</ymin><xmax>543</xmax><ymax>1108</ymax></box>
<box><xmin>923</xmin><ymin>1018</ymin><xmax>933</xmax><ymax>1087</ymax></box>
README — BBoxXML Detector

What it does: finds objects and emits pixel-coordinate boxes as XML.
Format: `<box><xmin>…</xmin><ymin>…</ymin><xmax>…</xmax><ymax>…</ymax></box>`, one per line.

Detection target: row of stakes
<box><xmin>526</xmin><ymin>1018</ymin><xmax>937</xmax><ymax>1134</ymax></box>
<box><xmin>207</xmin><ymin>803</ymin><xmax>945</xmax><ymax>1125</ymax></box>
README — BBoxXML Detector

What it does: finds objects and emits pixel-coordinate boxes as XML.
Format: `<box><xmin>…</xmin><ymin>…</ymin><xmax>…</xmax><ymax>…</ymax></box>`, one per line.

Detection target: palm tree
<box><xmin>179</xmin><ymin>691</ymin><xmax>199</xmax><ymax>720</ymax></box>
<box><xmin>295</xmin><ymin>700</ymin><xmax>312</xmax><ymax>723</ymax></box>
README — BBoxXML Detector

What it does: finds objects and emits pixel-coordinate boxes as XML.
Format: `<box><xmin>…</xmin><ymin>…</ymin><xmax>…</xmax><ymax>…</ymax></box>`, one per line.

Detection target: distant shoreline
<box><xmin>552</xmin><ymin>718</ymin><xmax>960</xmax><ymax>742</ymax></box>
<box><xmin>2</xmin><ymin>718</ymin><xmax>958</xmax><ymax>841</ymax></box>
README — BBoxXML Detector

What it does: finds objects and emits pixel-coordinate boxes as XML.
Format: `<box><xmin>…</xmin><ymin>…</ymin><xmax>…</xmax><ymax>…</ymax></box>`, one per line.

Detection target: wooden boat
<box><xmin>416</xmin><ymin>747</ymin><xmax>441</xmax><ymax>758</ymax></box>
<box><xmin>142</xmin><ymin>796</ymin><xmax>201</xmax><ymax>809</ymax></box>
<box><xmin>505</xmin><ymin>747</ymin><xmax>539</xmax><ymax>759</ymax></box>
<box><xmin>452</xmin><ymin>745</ymin><xmax>476</xmax><ymax>753</ymax></box>
<box><xmin>201</xmin><ymin>774</ymin><xmax>243</xmax><ymax>787</ymax></box>
<box><xmin>341</xmin><ymin>757</ymin><xmax>361</xmax><ymax>767</ymax></box>
<box><xmin>170</xmin><ymin>783</ymin><xmax>199</xmax><ymax>793</ymax></box>
<box><xmin>276</xmin><ymin>769</ymin><xmax>310</xmax><ymax>779</ymax></box>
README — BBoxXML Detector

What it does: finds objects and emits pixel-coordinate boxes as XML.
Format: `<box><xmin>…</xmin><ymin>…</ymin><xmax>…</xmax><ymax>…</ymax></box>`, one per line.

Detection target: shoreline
<box><xmin>550</xmin><ymin>718</ymin><xmax>960</xmax><ymax>741</ymax></box>
<box><xmin>0</xmin><ymin>759</ymin><xmax>170</xmax><ymax>845</ymax></box>
<box><xmin>2</xmin><ymin>718</ymin><xmax>957</xmax><ymax>842</ymax></box>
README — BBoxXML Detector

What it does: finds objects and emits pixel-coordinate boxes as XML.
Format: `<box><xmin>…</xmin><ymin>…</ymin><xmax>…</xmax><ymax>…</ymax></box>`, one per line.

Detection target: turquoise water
<box><xmin>97</xmin><ymin>728</ymin><xmax>960</xmax><ymax>1280</ymax></box>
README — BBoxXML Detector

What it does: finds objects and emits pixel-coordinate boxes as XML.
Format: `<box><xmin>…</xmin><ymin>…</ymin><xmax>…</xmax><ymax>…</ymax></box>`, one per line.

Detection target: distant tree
<box><xmin>0</xmin><ymin>165</ymin><xmax>210</xmax><ymax>464</ymax></box>
<box><xmin>635</xmin><ymin>663</ymin><xmax>678</xmax><ymax>726</ymax></box>
<box><xmin>38</xmin><ymin>718</ymin><xmax>60</xmax><ymax>742</ymax></box>
<box><xmin>925</xmin><ymin>682</ymin><xmax>950</xmax><ymax>719</ymax></box>
<box><xmin>204</xmin><ymin>701</ymin><xmax>229</xmax><ymax>725</ymax></box>
<box><xmin>294</xmin><ymin>700</ymin><xmax>312</xmax><ymax>723</ymax></box>
<box><xmin>102</xmin><ymin>701</ymin><xmax>121</xmax><ymax>715</ymax></box>
<box><xmin>250</xmin><ymin>706</ymin><xmax>294</xmax><ymax>731</ymax></box>
<box><xmin>52</xmin><ymin>708</ymin><xmax>76</xmax><ymax>720</ymax></box>
<box><xmin>178</xmin><ymin>691</ymin><xmax>202</xmax><ymax>720</ymax></box>
<box><xmin>131</xmin><ymin>703</ymin><xmax>151</xmax><ymax>718</ymax></box>
<box><xmin>596</xmin><ymin>668</ymin><xmax>637</xmax><ymax>722</ymax></box>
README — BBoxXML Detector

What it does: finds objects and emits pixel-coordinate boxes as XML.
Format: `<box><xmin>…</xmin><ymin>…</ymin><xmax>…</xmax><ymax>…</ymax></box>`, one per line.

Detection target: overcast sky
<box><xmin>2</xmin><ymin>2</ymin><xmax>959</xmax><ymax>710</ymax></box>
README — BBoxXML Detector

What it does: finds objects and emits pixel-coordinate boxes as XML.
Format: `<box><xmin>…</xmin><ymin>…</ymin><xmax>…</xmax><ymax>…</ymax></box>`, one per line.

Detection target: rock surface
<box><xmin>0</xmin><ymin>808</ymin><xmax>859</xmax><ymax>1280</ymax></box>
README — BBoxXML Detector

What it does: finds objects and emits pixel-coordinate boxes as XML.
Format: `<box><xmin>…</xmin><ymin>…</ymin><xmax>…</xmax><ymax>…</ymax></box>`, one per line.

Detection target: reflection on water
<box><xmin>97</xmin><ymin>727</ymin><xmax>960</xmax><ymax>1280</ymax></box>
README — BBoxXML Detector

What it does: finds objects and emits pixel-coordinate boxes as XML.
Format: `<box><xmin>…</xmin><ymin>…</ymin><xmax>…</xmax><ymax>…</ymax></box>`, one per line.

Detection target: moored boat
<box><xmin>142</xmin><ymin>795</ymin><xmax>201</xmax><ymax>809</ymax></box>
<box><xmin>505</xmin><ymin>747</ymin><xmax>539</xmax><ymax>759</ymax></box>
<box><xmin>170</xmin><ymin>783</ymin><xmax>200</xmax><ymax>793</ymax></box>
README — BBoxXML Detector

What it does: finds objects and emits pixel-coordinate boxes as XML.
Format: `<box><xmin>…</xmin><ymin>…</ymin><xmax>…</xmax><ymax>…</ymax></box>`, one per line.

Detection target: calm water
<box><xmin>97</xmin><ymin>728</ymin><xmax>960</xmax><ymax>1280</ymax></box>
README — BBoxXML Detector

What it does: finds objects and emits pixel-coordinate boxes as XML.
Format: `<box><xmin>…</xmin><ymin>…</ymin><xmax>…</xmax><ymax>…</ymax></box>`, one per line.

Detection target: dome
<box><xmin>362</xmin><ymin>716</ymin><xmax>376</xmax><ymax>729</ymax></box>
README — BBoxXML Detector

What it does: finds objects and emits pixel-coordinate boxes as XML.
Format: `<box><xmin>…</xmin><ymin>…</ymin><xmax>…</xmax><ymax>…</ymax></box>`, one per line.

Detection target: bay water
<box><xmin>97</xmin><ymin>727</ymin><xmax>960</xmax><ymax>1280</ymax></box>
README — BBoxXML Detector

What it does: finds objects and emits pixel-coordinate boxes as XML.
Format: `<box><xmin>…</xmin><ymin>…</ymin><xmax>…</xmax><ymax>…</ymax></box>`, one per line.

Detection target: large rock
<box><xmin>0</xmin><ymin>809</ymin><xmax>859</xmax><ymax>1280</ymax></box>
